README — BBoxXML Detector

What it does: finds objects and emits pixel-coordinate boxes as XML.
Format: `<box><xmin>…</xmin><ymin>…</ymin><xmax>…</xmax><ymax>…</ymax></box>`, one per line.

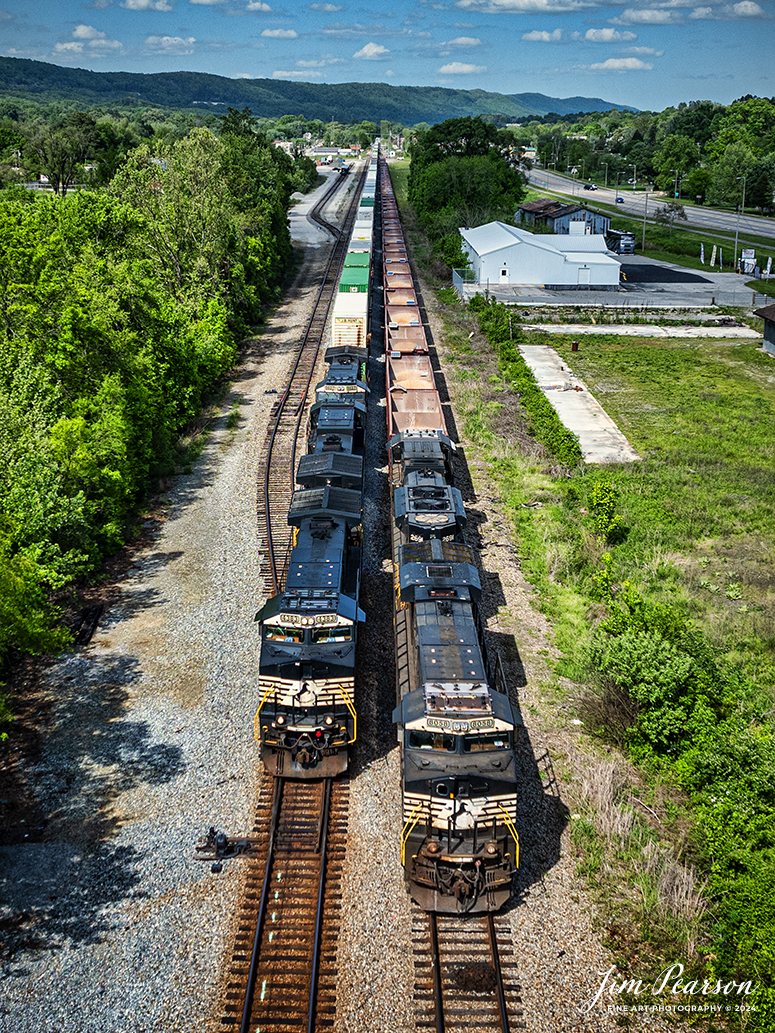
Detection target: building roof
<box><xmin>518</xmin><ymin>199</ymin><xmax>564</xmax><ymax>215</ymax></box>
<box><xmin>754</xmin><ymin>304</ymin><xmax>775</xmax><ymax>321</ymax></box>
<box><xmin>459</xmin><ymin>222</ymin><xmax>619</xmax><ymax>268</ymax></box>
<box><xmin>552</xmin><ymin>235</ymin><xmax>610</xmax><ymax>254</ymax></box>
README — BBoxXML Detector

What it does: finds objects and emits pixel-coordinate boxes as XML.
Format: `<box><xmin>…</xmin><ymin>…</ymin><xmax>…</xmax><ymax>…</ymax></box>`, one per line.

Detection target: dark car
<box><xmin>583</xmin><ymin>183</ymin><xmax>597</xmax><ymax>190</ymax></box>
<box><xmin>616</xmin><ymin>196</ymin><xmax>625</xmax><ymax>203</ymax></box>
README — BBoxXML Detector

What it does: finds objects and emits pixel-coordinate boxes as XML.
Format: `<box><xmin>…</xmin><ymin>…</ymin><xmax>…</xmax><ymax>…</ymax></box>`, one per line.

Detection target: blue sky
<box><xmin>0</xmin><ymin>0</ymin><xmax>771</xmax><ymax>112</ymax></box>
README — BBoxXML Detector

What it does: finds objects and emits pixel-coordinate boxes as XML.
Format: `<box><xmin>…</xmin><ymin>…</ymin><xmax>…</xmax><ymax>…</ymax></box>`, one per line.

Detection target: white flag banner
<box><xmin>710</xmin><ymin>245</ymin><xmax>717</xmax><ymax>267</ymax></box>
<box><xmin>720</xmin><ymin>248</ymin><xmax>723</xmax><ymax>270</ymax></box>
<box><xmin>701</xmin><ymin>243</ymin><xmax>705</xmax><ymax>264</ymax></box>
<box><xmin>767</xmin><ymin>257</ymin><xmax>772</xmax><ymax>279</ymax></box>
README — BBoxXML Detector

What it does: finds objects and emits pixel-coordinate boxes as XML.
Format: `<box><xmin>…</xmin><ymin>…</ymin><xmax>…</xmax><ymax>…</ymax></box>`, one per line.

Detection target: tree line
<box><xmin>510</xmin><ymin>95</ymin><xmax>775</xmax><ymax>210</ymax></box>
<box><xmin>407</xmin><ymin>116</ymin><xmax>527</xmax><ymax>268</ymax></box>
<box><xmin>0</xmin><ymin>107</ymin><xmax>310</xmax><ymax>681</ymax></box>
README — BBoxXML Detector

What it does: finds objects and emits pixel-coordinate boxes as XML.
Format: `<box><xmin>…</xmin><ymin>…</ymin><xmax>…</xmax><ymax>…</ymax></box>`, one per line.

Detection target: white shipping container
<box><xmin>332</xmin><ymin>292</ymin><xmax>369</xmax><ymax>347</ymax></box>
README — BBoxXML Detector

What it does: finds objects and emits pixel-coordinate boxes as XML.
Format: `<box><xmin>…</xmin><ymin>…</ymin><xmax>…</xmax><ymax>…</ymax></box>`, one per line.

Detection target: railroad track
<box><xmin>257</xmin><ymin>164</ymin><xmax>368</xmax><ymax>595</ymax></box>
<box><xmin>220</xmin><ymin>776</ymin><xmax>349</xmax><ymax>1033</ymax></box>
<box><xmin>412</xmin><ymin>910</ymin><xmax>525</xmax><ymax>1033</ymax></box>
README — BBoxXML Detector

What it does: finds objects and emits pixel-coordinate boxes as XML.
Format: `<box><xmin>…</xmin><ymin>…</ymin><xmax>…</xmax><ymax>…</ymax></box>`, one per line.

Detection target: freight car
<box><xmin>380</xmin><ymin>158</ymin><xmax>521</xmax><ymax>913</ymax></box>
<box><xmin>253</xmin><ymin>153</ymin><xmax>379</xmax><ymax>778</ymax></box>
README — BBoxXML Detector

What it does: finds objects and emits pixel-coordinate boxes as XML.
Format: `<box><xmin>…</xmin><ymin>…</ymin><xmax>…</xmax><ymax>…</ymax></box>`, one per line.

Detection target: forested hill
<box><xmin>0</xmin><ymin>57</ymin><xmax>633</xmax><ymax>124</ymax></box>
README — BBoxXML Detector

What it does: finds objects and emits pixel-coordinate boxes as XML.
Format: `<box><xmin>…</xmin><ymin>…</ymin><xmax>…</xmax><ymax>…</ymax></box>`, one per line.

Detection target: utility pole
<box><xmin>642</xmin><ymin>192</ymin><xmax>649</xmax><ymax>252</ymax></box>
<box><xmin>734</xmin><ymin>174</ymin><xmax>747</xmax><ymax>269</ymax></box>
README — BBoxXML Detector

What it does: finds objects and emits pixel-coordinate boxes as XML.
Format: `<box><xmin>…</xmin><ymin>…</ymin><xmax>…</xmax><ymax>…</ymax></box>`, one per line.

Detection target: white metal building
<box><xmin>459</xmin><ymin>221</ymin><xmax>621</xmax><ymax>290</ymax></box>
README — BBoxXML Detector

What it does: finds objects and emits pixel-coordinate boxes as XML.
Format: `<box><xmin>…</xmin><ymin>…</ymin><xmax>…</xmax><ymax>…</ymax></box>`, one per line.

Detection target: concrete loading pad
<box><xmin>521</xmin><ymin>323</ymin><xmax>760</xmax><ymax>339</ymax></box>
<box><xmin>518</xmin><ymin>345</ymin><xmax>641</xmax><ymax>465</ymax></box>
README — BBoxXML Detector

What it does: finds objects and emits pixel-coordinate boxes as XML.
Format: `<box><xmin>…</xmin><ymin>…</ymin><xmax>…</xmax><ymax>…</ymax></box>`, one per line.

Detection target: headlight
<box><xmin>276</xmin><ymin>714</ymin><xmax>285</xmax><ymax>725</ymax></box>
<box><xmin>324</xmin><ymin>715</ymin><xmax>334</xmax><ymax>726</ymax></box>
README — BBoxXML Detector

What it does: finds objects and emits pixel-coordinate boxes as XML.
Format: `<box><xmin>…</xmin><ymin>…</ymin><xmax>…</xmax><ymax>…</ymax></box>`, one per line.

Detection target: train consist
<box><xmin>253</xmin><ymin>155</ymin><xmax>378</xmax><ymax>778</ymax></box>
<box><xmin>252</xmin><ymin>147</ymin><xmax>520</xmax><ymax>913</ymax></box>
<box><xmin>380</xmin><ymin>159</ymin><xmax>521</xmax><ymax>913</ymax></box>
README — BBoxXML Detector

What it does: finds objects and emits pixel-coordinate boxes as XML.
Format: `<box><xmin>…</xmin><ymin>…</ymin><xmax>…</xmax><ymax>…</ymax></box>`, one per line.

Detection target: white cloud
<box><xmin>732</xmin><ymin>1</ymin><xmax>764</xmax><ymax>14</ymax></box>
<box><xmin>441</xmin><ymin>35</ymin><xmax>482</xmax><ymax>44</ymax></box>
<box><xmin>307</xmin><ymin>2</ymin><xmax>342</xmax><ymax>8</ymax></box>
<box><xmin>273</xmin><ymin>69</ymin><xmax>321</xmax><ymax>77</ymax></box>
<box><xmin>585</xmin><ymin>27</ymin><xmax>636</xmax><ymax>41</ymax></box>
<box><xmin>234</xmin><ymin>73</ymin><xmax>254</xmax><ymax>77</ymax></box>
<box><xmin>246</xmin><ymin>1</ymin><xmax>271</xmax><ymax>8</ymax></box>
<box><xmin>73</xmin><ymin>23</ymin><xmax>104</xmax><ymax>38</ymax></box>
<box><xmin>296</xmin><ymin>55</ymin><xmax>344</xmax><ymax>65</ymax></box>
<box><xmin>456</xmin><ymin>0</ymin><xmax>591</xmax><ymax>12</ymax></box>
<box><xmin>353</xmin><ymin>41</ymin><xmax>389</xmax><ymax>58</ymax></box>
<box><xmin>625</xmin><ymin>45</ymin><xmax>663</xmax><ymax>54</ymax></box>
<box><xmin>190</xmin><ymin>0</ymin><xmax>225</xmax><ymax>5</ymax></box>
<box><xmin>261</xmin><ymin>28</ymin><xmax>298</xmax><ymax>36</ymax></box>
<box><xmin>522</xmin><ymin>28</ymin><xmax>561</xmax><ymax>39</ymax></box>
<box><xmin>613</xmin><ymin>8</ymin><xmax>677</xmax><ymax>21</ymax></box>
<box><xmin>121</xmin><ymin>0</ymin><xmax>173</xmax><ymax>9</ymax></box>
<box><xmin>438</xmin><ymin>60</ymin><xmax>486</xmax><ymax>72</ymax></box>
<box><xmin>689</xmin><ymin>5</ymin><xmax>713</xmax><ymax>15</ymax></box>
<box><xmin>57</xmin><ymin>24</ymin><xmax>124</xmax><ymax>52</ymax></box>
<box><xmin>145</xmin><ymin>34</ymin><xmax>196</xmax><ymax>52</ymax></box>
<box><xmin>589</xmin><ymin>56</ymin><xmax>653</xmax><ymax>69</ymax></box>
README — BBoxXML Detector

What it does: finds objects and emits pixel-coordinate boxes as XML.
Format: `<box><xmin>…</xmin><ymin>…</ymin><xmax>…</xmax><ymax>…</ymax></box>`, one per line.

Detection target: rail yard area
<box><xmin>1</xmin><ymin>157</ymin><xmax>747</xmax><ymax>1033</ymax></box>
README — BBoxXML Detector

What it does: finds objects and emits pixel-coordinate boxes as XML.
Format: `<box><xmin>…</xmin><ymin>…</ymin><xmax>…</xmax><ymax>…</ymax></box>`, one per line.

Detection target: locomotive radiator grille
<box><xmin>402</xmin><ymin>791</ymin><xmax>518</xmax><ymax>827</ymax></box>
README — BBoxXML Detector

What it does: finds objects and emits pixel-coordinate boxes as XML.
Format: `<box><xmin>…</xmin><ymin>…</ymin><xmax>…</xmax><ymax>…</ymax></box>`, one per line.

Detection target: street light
<box><xmin>734</xmin><ymin>174</ymin><xmax>747</xmax><ymax>269</ymax></box>
<box><xmin>642</xmin><ymin>191</ymin><xmax>649</xmax><ymax>252</ymax></box>
<box><xmin>602</xmin><ymin>161</ymin><xmax>609</xmax><ymax>189</ymax></box>
<box><xmin>630</xmin><ymin>164</ymin><xmax>637</xmax><ymax>191</ymax></box>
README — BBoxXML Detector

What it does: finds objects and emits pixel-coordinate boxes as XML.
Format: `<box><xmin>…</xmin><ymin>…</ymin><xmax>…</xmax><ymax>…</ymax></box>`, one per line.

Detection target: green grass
<box><xmin>747</xmin><ymin>278</ymin><xmax>775</xmax><ymax>298</ymax></box>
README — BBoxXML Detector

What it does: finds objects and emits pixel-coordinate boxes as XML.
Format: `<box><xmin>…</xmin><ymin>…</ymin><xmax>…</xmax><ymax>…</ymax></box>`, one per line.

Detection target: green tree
<box><xmin>707</xmin><ymin>140</ymin><xmax>756</xmax><ymax>206</ymax></box>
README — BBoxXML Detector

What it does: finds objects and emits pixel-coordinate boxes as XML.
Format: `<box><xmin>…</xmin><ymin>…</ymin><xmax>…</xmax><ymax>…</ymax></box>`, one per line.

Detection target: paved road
<box><xmin>527</xmin><ymin>170</ymin><xmax>775</xmax><ymax>246</ymax></box>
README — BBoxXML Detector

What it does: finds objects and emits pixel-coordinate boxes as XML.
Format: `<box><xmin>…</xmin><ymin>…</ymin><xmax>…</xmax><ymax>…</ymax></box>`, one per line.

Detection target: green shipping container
<box><xmin>339</xmin><ymin>267</ymin><xmax>370</xmax><ymax>292</ymax></box>
<box><xmin>344</xmin><ymin>253</ymin><xmax>370</xmax><ymax>268</ymax></box>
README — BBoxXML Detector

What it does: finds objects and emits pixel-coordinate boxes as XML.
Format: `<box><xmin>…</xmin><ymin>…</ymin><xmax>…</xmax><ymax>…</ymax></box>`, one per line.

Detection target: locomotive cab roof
<box><xmin>255</xmin><ymin>590</ymin><xmax>364</xmax><ymax>626</ymax></box>
<box><xmin>393</xmin><ymin>683</ymin><xmax>517</xmax><ymax>733</ymax></box>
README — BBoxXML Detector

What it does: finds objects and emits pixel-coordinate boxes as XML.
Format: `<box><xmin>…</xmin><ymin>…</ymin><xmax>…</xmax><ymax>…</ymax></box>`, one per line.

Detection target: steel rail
<box><xmin>239</xmin><ymin>777</ymin><xmax>284</xmax><ymax>1033</ymax></box>
<box><xmin>259</xmin><ymin>163</ymin><xmax>367</xmax><ymax>595</ymax></box>
<box><xmin>307</xmin><ymin>777</ymin><xmax>333</xmax><ymax>1033</ymax></box>
<box><xmin>487</xmin><ymin>914</ymin><xmax>510</xmax><ymax>1033</ymax></box>
<box><xmin>430</xmin><ymin>913</ymin><xmax>445</xmax><ymax>1033</ymax></box>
